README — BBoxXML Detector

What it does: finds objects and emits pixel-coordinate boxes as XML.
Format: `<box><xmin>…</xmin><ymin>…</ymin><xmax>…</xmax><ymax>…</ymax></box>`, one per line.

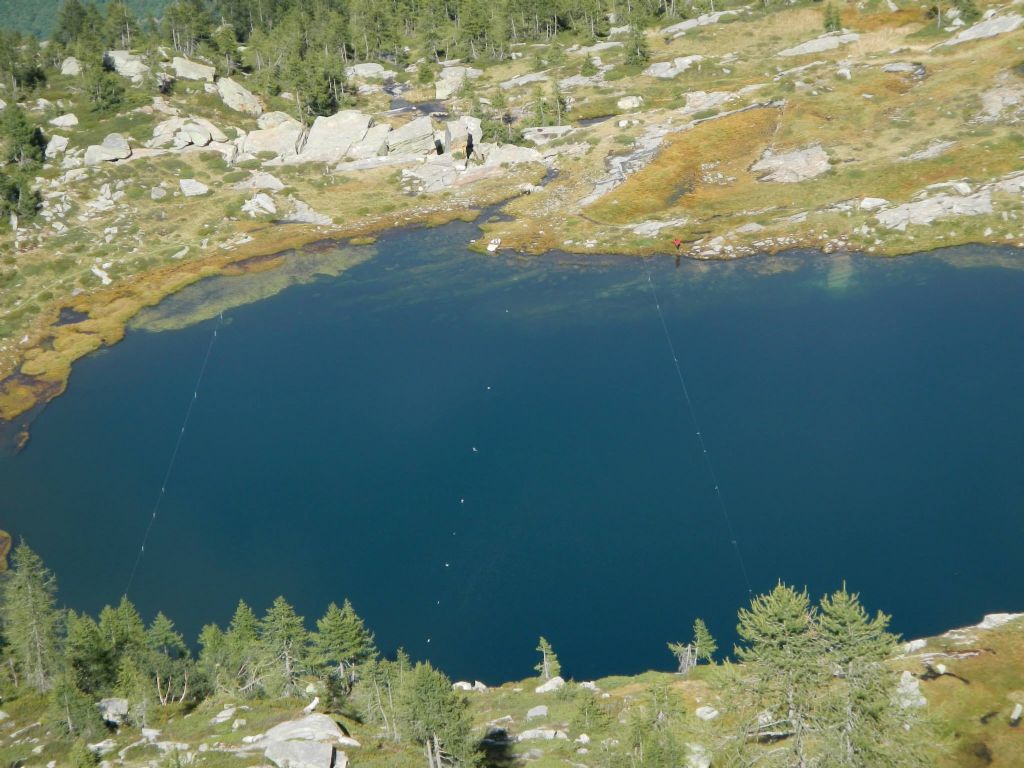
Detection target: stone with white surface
<box><xmin>104</xmin><ymin>50</ymin><xmax>149</xmax><ymax>82</ymax></box>
<box><xmin>534</xmin><ymin>675</ymin><xmax>565</xmax><ymax>693</ymax></box>
<box><xmin>179</xmin><ymin>179</ymin><xmax>210</xmax><ymax>197</ymax></box>
<box><xmin>49</xmin><ymin>113</ymin><xmax>78</xmax><ymax>128</ymax></box>
<box><xmin>45</xmin><ymin>135</ymin><xmax>69</xmax><ymax>159</ymax></box>
<box><xmin>778</xmin><ymin>32</ymin><xmax>859</xmax><ymax>57</ymax></box>
<box><xmin>61</xmin><ymin>57</ymin><xmax>81</xmax><ymax>76</ymax></box>
<box><xmin>218</xmin><ymin>77</ymin><xmax>264</xmax><ymax>116</ymax></box>
<box><xmin>942</xmin><ymin>13</ymin><xmax>1023</xmax><ymax>45</ymax></box>
<box><xmin>387</xmin><ymin>116</ymin><xmax>435</xmax><ymax>154</ymax></box>
<box><xmin>265</xmin><ymin>741</ymin><xmax>345</xmax><ymax>768</ymax></box>
<box><xmin>173</xmin><ymin>57</ymin><xmax>215</xmax><ymax>82</ymax></box>
<box><xmin>300</xmin><ymin>110</ymin><xmax>373</xmax><ymax>162</ymax></box>
<box><xmin>84</xmin><ymin>133</ymin><xmax>131</xmax><ymax>165</ymax></box>
<box><xmin>751</xmin><ymin>145</ymin><xmax>830</xmax><ymax>182</ymax></box>
<box><xmin>644</xmin><ymin>55</ymin><xmax>704</xmax><ymax>79</ymax></box>
<box><xmin>444</xmin><ymin>116</ymin><xmax>482</xmax><ymax>151</ymax></box>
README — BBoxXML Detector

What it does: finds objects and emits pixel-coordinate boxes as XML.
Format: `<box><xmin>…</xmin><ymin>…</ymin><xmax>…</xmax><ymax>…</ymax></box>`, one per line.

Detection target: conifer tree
<box><xmin>147</xmin><ymin>612</ymin><xmax>192</xmax><ymax>705</ymax></box>
<box><xmin>817</xmin><ymin>587</ymin><xmax>931</xmax><ymax>767</ymax></box>
<box><xmin>225</xmin><ymin>599</ymin><xmax>266</xmax><ymax>695</ymax></box>
<box><xmin>260</xmin><ymin>596</ymin><xmax>308</xmax><ymax>695</ymax></box>
<box><xmin>66</xmin><ymin>610</ymin><xmax>115</xmax><ymax>695</ymax></box>
<box><xmin>1</xmin><ymin>542</ymin><xmax>61</xmax><ymax>692</ymax></box>
<box><xmin>115</xmin><ymin>655</ymin><xmax>152</xmax><ymax>727</ymax></box>
<box><xmin>99</xmin><ymin>596</ymin><xmax>147</xmax><ymax>667</ymax></box>
<box><xmin>1</xmin><ymin>105</ymin><xmax>45</xmax><ymax>167</ymax></box>
<box><xmin>47</xmin><ymin>672</ymin><xmax>104</xmax><ymax>738</ymax></box>
<box><xmin>354</xmin><ymin>650</ymin><xmax>411</xmax><ymax>742</ymax></box>
<box><xmin>312</xmin><ymin>600</ymin><xmax>378</xmax><ymax>679</ymax></box>
<box><xmin>692</xmin><ymin>618</ymin><xmax>717</xmax><ymax>663</ymax></box>
<box><xmin>399</xmin><ymin>662</ymin><xmax>479</xmax><ymax>768</ymax></box>
<box><xmin>733</xmin><ymin>583</ymin><xmax>824</xmax><ymax>767</ymax></box>
<box><xmin>534</xmin><ymin>636</ymin><xmax>560</xmax><ymax>680</ymax></box>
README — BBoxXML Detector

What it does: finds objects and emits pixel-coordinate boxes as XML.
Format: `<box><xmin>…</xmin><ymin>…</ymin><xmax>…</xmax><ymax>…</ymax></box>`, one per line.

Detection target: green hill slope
<box><xmin>0</xmin><ymin>0</ymin><xmax>169</xmax><ymax>38</ymax></box>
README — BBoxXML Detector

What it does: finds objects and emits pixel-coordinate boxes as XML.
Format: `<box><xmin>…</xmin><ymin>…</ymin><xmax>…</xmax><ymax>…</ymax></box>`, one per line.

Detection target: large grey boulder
<box><xmin>404</xmin><ymin>156</ymin><xmax>459</xmax><ymax>192</ymax></box>
<box><xmin>778</xmin><ymin>32</ymin><xmax>859</xmax><ymax>57</ymax></box>
<box><xmin>662</xmin><ymin>9</ymin><xmax>740</xmax><ymax>39</ymax></box>
<box><xmin>299</xmin><ymin>110</ymin><xmax>373</xmax><ymax>162</ymax></box>
<box><xmin>895</xmin><ymin>671</ymin><xmax>926</xmax><ymax>709</ymax></box>
<box><xmin>345</xmin><ymin>63</ymin><xmax>394</xmax><ymax>80</ymax></box>
<box><xmin>265</xmin><ymin>741</ymin><xmax>346</xmax><ymax>768</ymax></box>
<box><xmin>241</xmin><ymin>117</ymin><xmax>303</xmax><ymax>158</ymax></box>
<box><xmin>172</xmin><ymin>57</ymin><xmax>215</xmax><ymax>82</ymax></box>
<box><xmin>644</xmin><ymin>55</ymin><xmax>704</xmax><ymax>79</ymax></box>
<box><xmin>435</xmin><ymin>66</ymin><xmax>482</xmax><ymax>99</ymax></box>
<box><xmin>218</xmin><ymin>77</ymin><xmax>264</xmax><ymax>116</ymax></box>
<box><xmin>265</xmin><ymin>714</ymin><xmax>359</xmax><ymax>746</ymax></box>
<box><xmin>104</xmin><ymin>50</ymin><xmax>150</xmax><ymax>82</ymax></box>
<box><xmin>347</xmin><ymin>123</ymin><xmax>391</xmax><ymax>159</ymax></box>
<box><xmin>516</xmin><ymin>728</ymin><xmax>568</xmax><ymax>741</ymax></box>
<box><xmin>61</xmin><ymin>57</ymin><xmax>81</xmax><ymax>76</ymax></box>
<box><xmin>179</xmin><ymin>179</ymin><xmax>210</xmax><ymax>197</ymax></box>
<box><xmin>84</xmin><ymin>133</ymin><xmax>132</xmax><ymax>165</ymax></box>
<box><xmin>534</xmin><ymin>675</ymin><xmax>565</xmax><ymax>693</ymax></box>
<box><xmin>942</xmin><ymin>12</ymin><xmax>1023</xmax><ymax>45</ymax></box>
<box><xmin>49</xmin><ymin>113</ymin><xmax>78</xmax><ymax>128</ymax></box>
<box><xmin>751</xmin><ymin>145</ymin><xmax>830</xmax><ymax>182</ymax></box>
<box><xmin>233</xmin><ymin>172</ymin><xmax>286</xmax><ymax>192</ymax></box>
<box><xmin>45</xmin><ymin>135</ymin><xmax>69</xmax><ymax>159</ymax></box>
<box><xmin>387</xmin><ymin>116</ymin><xmax>435</xmax><ymax>154</ymax></box>
<box><xmin>526</xmin><ymin>705</ymin><xmax>548</xmax><ymax>721</ymax></box>
<box><xmin>500</xmin><ymin>72</ymin><xmax>549</xmax><ymax>90</ymax></box>
<box><xmin>98</xmin><ymin>698</ymin><xmax>129</xmax><ymax>725</ymax></box>
<box><xmin>482</xmin><ymin>143</ymin><xmax>543</xmax><ymax>167</ymax></box>
<box><xmin>444</xmin><ymin>116</ymin><xmax>482</xmax><ymax>151</ymax></box>
<box><xmin>874</xmin><ymin>190</ymin><xmax>992</xmax><ymax>230</ymax></box>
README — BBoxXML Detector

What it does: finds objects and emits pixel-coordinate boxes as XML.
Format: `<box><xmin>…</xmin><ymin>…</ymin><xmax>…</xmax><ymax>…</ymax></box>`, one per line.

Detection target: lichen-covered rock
<box><xmin>895</xmin><ymin>670</ymin><xmax>926</xmax><ymax>708</ymax></box>
<box><xmin>435</xmin><ymin>66</ymin><xmax>482</xmax><ymax>99</ymax></box>
<box><xmin>264</xmin><ymin>714</ymin><xmax>358</xmax><ymax>746</ymax></box>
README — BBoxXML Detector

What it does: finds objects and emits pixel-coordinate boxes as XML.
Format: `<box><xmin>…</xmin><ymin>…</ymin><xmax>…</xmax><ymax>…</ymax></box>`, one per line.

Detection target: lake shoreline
<box><xmin>3</xmin><ymin>195</ymin><xmax>1024</xmax><ymax>447</ymax></box>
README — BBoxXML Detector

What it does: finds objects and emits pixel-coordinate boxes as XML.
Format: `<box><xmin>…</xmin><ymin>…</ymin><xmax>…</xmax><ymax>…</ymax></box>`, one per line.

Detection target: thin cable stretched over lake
<box><xmin>639</xmin><ymin>256</ymin><xmax>754</xmax><ymax>597</ymax></box>
<box><xmin>123</xmin><ymin>313</ymin><xmax>223</xmax><ymax>598</ymax></box>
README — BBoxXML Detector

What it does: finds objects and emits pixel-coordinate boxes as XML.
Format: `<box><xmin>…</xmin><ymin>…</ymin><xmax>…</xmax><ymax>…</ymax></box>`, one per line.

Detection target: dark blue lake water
<box><xmin>2</xmin><ymin>224</ymin><xmax>1023</xmax><ymax>683</ymax></box>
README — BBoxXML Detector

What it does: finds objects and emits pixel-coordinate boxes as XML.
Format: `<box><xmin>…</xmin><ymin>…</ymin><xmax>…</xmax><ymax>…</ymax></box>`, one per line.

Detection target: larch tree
<box><xmin>260</xmin><ymin>596</ymin><xmax>308</xmax><ymax>695</ymax></box>
<box><xmin>816</xmin><ymin>587</ymin><xmax>933</xmax><ymax>767</ymax></box>
<box><xmin>399</xmin><ymin>661</ymin><xmax>479</xmax><ymax>768</ymax></box>
<box><xmin>1</xmin><ymin>542</ymin><xmax>62</xmax><ymax>693</ymax></box>
<box><xmin>312</xmin><ymin>599</ymin><xmax>377</xmax><ymax>685</ymax></box>
<box><xmin>733</xmin><ymin>583</ymin><xmax>825</xmax><ymax>768</ymax></box>
<box><xmin>535</xmin><ymin>636</ymin><xmax>561</xmax><ymax>680</ymax></box>
<box><xmin>65</xmin><ymin>610</ymin><xmax>115</xmax><ymax>695</ymax></box>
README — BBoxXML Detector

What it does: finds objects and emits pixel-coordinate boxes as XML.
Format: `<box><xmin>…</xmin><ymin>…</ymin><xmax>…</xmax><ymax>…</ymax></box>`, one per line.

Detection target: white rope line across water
<box><xmin>123</xmin><ymin>313</ymin><xmax>224</xmax><ymax>598</ymax></box>
<box><xmin>639</xmin><ymin>257</ymin><xmax>754</xmax><ymax>596</ymax></box>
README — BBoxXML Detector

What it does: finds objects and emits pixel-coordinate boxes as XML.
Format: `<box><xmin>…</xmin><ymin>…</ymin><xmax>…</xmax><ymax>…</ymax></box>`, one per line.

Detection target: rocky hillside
<box><xmin>3</xmin><ymin>0</ymin><xmax>1024</xmax><ymax>428</ymax></box>
<box><xmin>0</xmin><ymin>612</ymin><xmax>1020</xmax><ymax>768</ymax></box>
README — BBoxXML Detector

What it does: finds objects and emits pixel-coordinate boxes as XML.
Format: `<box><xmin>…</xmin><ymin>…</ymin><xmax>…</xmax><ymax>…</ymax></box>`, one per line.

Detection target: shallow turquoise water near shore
<box><xmin>3</xmin><ymin>225</ymin><xmax>1023</xmax><ymax>682</ymax></box>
